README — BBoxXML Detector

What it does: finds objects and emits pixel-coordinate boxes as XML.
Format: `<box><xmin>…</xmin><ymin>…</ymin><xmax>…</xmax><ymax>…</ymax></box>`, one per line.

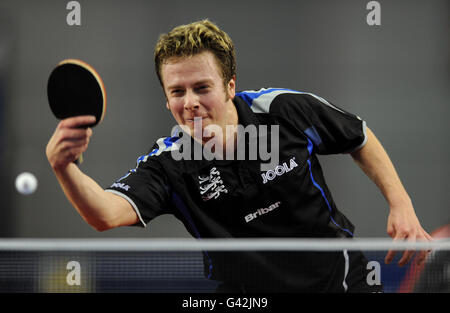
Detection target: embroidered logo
<box><xmin>198</xmin><ymin>167</ymin><xmax>228</xmax><ymax>201</ymax></box>
<box><xmin>245</xmin><ymin>201</ymin><xmax>281</xmax><ymax>223</ymax></box>
<box><xmin>261</xmin><ymin>157</ymin><xmax>299</xmax><ymax>184</ymax></box>
<box><xmin>111</xmin><ymin>182</ymin><xmax>131</xmax><ymax>191</ymax></box>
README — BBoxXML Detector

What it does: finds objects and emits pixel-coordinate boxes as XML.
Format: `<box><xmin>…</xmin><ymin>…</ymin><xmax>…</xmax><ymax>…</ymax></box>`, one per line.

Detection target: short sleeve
<box><xmin>271</xmin><ymin>92</ymin><xmax>367</xmax><ymax>155</ymax></box>
<box><xmin>105</xmin><ymin>152</ymin><xmax>171</xmax><ymax>227</ymax></box>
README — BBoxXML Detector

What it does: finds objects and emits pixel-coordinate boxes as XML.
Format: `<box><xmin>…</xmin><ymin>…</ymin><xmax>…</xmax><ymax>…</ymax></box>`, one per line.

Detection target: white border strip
<box><xmin>343</xmin><ymin>120</ymin><xmax>368</xmax><ymax>154</ymax></box>
<box><xmin>105</xmin><ymin>189</ymin><xmax>146</xmax><ymax>227</ymax></box>
<box><xmin>342</xmin><ymin>250</ymin><xmax>349</xmax><ymax>292</ymax></box>
<box><xmin>0</xmin><ymin>238</ymin><xmax>448</xmax><ymax>252</ymax></box>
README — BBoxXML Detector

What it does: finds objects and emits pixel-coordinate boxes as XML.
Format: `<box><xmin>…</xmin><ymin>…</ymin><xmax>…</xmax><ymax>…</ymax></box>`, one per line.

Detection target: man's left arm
<box><xmin>350</xmin><ymin>127</ymin><xmax>433</xmax><ymax>266</ymax></box>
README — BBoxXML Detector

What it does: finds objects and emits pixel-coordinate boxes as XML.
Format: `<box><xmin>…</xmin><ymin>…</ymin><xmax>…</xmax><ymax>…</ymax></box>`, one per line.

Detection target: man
<box><xmin>46</xmin><ymin>19</ymin><xmax>432</xmax><ymax>292</ymax></box>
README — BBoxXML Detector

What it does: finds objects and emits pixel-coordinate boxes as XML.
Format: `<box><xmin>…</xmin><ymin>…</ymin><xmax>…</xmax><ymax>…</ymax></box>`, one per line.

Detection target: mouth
<box><xmin>185</xmin><ymin>116</ymin><xmax>208</xmax><ymax>123</ymax></box>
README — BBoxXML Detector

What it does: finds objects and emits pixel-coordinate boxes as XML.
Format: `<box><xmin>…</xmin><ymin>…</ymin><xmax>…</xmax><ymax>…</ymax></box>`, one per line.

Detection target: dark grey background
<box><xmin>0</xmin><ymin>0</ymin><xmax>448</xmax><ymax>238</ymax></box>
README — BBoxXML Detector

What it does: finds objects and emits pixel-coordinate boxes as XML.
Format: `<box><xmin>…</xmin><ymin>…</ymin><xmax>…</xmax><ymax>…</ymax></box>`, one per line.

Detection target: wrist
<box><xmin>51</xmin><ymin>161</ymin><xmax>69</xmax><ymax>173</ymax></box>
<box><xmin>52</xmin><ymin>161</ymin><xmax>78</xmax><ymax>178</ymax></box>
<box><xmin>388</xmin><ymin>196</ymin><xmax>413</xmax><ymax>212</ymax></box>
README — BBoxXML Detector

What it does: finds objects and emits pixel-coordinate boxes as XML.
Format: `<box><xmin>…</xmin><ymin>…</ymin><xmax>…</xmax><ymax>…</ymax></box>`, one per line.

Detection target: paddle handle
<box><xmin>74</xmin><ymin>153</ymin><xmax>84</xmax><ymax>165</ymax></box>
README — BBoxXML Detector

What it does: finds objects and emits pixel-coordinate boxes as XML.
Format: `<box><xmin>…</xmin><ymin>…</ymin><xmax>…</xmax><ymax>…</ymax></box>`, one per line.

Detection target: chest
<box><xmin>180</xmin><ymin>124</ymin><xmax>313</xmax><ymax>213</ymax></box>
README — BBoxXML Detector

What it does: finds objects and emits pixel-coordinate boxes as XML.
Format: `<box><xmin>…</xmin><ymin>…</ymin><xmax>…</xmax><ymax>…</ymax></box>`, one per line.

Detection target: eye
<box><xmin>171</xmin><ymin>89</ymin><xmax>184</xmax><ymax>96</ymax></box>
<box><xmin>196</xmin><ymin>85</ymin><xmax>209</xmax><ymax>92</ymax></box>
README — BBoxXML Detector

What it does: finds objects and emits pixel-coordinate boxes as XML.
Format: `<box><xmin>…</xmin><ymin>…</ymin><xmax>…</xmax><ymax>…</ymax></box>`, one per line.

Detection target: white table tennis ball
<box><xmin>15</xmin><ymin>172</ymin><xmax>38</xmax><ymax>195</ymax></box>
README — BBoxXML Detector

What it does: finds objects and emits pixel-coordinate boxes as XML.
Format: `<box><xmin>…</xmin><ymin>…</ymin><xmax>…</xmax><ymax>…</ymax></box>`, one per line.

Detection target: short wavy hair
<box><xmin>154</xmin><ymin>19</ymin><xmax>236</xmax><ymax>89</ymax></box>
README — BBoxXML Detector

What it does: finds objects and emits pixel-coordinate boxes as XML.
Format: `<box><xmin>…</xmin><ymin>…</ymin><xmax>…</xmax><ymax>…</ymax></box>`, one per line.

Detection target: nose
<box><xmin>184</xmin><ymin>90</ymin><xmax>200</xmax><ymax>111</ymax></box>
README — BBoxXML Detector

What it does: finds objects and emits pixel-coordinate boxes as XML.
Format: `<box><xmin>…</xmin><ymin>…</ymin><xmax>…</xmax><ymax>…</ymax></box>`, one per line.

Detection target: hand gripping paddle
<box><xmin>47</xmin><ymin>59</ymin><xmax>106</xmax><ymax>164</ymax></box>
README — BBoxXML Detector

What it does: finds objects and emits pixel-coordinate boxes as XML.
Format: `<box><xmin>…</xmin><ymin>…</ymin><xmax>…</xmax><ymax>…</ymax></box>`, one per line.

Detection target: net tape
<box><xmin>0</xmin><ymin>238</ymin><xmax>448</xmax><ymax>251</ymax></box>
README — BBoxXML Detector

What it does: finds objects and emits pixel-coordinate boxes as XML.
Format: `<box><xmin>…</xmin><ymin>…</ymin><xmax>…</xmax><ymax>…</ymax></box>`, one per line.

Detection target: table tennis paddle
<box><xmin>47</xmin><ymin>59</ymin><xmax>106</xmax><ymax>164</ymax></box>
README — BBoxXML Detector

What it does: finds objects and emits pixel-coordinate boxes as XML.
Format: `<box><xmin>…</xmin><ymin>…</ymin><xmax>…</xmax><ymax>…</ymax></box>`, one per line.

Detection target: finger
<box><xmin>385</xmin><ymin>249</ymin><xmax>396</xmax><ymax>265</ymax></box>
<box><xmin>64</xmin><ymin>145</ymin><xmax>87</xmax><ymax>163</ymax></box>
<box><xmin>415</xmin><ymin>247</ymin><xmax>428</xmax><ymax>266</ymax></box>
<box><xmin>416</xmin><ymin>230</ymin><xmax>433</xmax><ymax>266</ymax></box>
<box><xmin>67</xmin><ymin>129</ymin><xmax>92</xmax><ymax>143</ymax></box>
<box><xmin>59</xmin><ymin>128</ymin><xmax>92</xmax><ymax>142</ymax></box>
<box><xmin>385</xmin><ymin>233</ymin><xmax>406</xmax><ymax>264</ymax></box>
<box><xmin>59</xmin><ymin>115</ymin><xmax>96</xmax><ymax>129</ymax></box>
<box><xmin>421</xmin><ymin>229</ymin><xmax>433</xmax><ymax>253</ymax></box>
<box><xmin>387</xmin><ymin>223</ymin><xmax>395</xmax><ymax>238</ymax></box>
<box><xmin>60</xmin><ymin>138</ymin><xmax>89</xmax><ymax>151</ymax></box>
<box><xmin>422</xmin><ymin>229</ymin><xmax>433</xmax><ymax>241</ymax></box>
<box><xmin>385</xmin><ymin>225</ymin><xmax>396</xmax><ymax>264</ymax></box>
<box><xmin>398</xmin><ymin>235</ymin><xmax>416</xmax><ymax>267</ymax></box>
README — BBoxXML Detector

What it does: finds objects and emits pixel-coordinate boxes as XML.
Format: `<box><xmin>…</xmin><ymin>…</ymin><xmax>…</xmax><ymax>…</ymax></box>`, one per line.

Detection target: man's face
<box><xmin>161</xmin><ymin>51</ymin><xmax>236</xmax><ymax>143</ymax></box>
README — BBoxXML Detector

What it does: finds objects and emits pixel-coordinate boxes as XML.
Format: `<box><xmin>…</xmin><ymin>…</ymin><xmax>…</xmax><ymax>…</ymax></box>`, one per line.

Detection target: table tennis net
<box><xmin>0</xmin><ymin>238</ymin><xmax>448</xmax><ymax>293</ymax></box>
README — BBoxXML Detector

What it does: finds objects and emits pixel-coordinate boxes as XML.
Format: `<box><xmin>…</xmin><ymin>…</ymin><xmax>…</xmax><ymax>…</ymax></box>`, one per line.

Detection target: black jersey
<box><xmin>106</xmin><ymin>88</ymin><xmax>368</xmax><ymax>292</ymax></box>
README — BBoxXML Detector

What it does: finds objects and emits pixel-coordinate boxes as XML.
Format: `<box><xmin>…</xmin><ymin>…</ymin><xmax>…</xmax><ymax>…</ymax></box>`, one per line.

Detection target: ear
<box><xmin>166</xmin><ymin>101</ymin><xmax>170</xmax><ymax>110</ymax></box>
<box><xmin>227</xmin><ymin>75</ymin><xmax>236</xmax><ymax>99</ymax></box>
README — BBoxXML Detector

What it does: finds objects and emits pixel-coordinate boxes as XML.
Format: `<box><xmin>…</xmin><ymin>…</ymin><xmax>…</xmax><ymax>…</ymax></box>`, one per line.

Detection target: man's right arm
<box><xmin>46</xmin><ymin>115</ymin><xmax>138</xmax><ymax>231</ymax></box>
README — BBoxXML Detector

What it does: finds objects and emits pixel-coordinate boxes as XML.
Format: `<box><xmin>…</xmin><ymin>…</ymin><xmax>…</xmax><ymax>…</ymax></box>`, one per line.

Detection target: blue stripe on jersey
<box><xmin>236</xmin><ymin>88</ymin><xmax>301</xmax><ymax>107</ymax></box>
<box><xmin>304</xmin><ymin>126</ymin><xmax>322</xmax><ymax>148</ymax></box>
<box><xmin>117</xmin><ymin>135</ymin><xmax>180</xmax><ymax>182</ymax></box>
<box><xmin>171</xmin><ymin>191</ymin><xmax>214</xmax><ymax>279</ymax></box>
<box><xmin>306</xmin><ymin>138</ymin><xmax>354</xmax><ymax>237</ymax></box>
<box><xmin>147</xmin><ymin>135</ymin><xmax>180</xmax><ymax>158</ymax></box>
<box><xmin>163</xmin><ymin>136</ymin><xmax>178</xmax><ymax>149</ymax></box>
<box><xmin>306</xmin><ymin>137</ymin><xmax>314</xmax><ymax>155</ymax></box>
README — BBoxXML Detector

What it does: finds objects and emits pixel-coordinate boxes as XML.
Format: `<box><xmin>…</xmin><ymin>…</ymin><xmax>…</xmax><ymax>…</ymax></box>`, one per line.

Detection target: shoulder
<box><xmin>235</xmin><ymin>87</ymin><xmax>332</xmax><ymax>115</ymax></box>
<box><xmin>134</xmin><ymin>134</ymin><xmax>182</xmax><ymax>168</ymax></box>
<box><xmin>114</xmin><ymin>133</ymin><xmax>184</xmax><ymax>183</ymax></box>
<box><xmin>148</xmin><ymin>135</ymin><xmax>182</xmax><ymax>157</ymax></box>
